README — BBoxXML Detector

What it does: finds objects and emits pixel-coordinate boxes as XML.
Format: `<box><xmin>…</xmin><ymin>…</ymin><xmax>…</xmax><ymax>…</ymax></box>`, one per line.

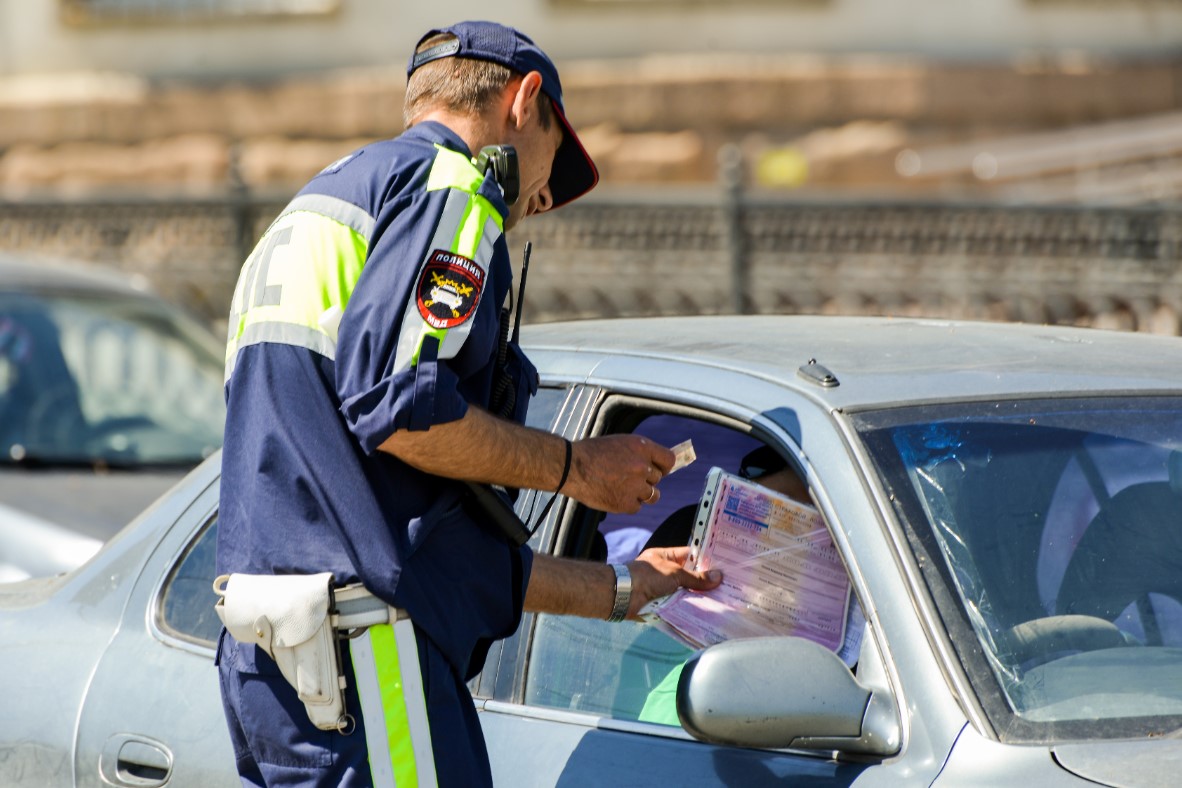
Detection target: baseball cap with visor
<box><xmin>407</xmin><ymin>20</ymin><xmax>599</xmax><ymax>209</ymax></box>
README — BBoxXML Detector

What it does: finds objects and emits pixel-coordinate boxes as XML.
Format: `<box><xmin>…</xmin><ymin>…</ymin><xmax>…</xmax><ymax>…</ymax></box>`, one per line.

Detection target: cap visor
<box><xmin>548</xmin><ymin>108</ymin><xmax>598</xmax><ymax>208</ymax></box>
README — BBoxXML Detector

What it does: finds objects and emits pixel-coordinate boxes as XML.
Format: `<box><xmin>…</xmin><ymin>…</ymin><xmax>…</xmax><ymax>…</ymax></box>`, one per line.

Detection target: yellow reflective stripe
<box><xmin>225</xmin><ymin>208</ymin><xmax>368</xmax><ymax>378</ymax></box>
<box><xmin>391</xmin><ymin>617</ymin><xmax>437</xmax><ymax>787</ymax></box>
<box><xmin>426</xmin><ymin>145</ymin><xmax>483</xmax><ymax>195</ymax></box>
<box><xmin>351</xmin><ymin>620</ymin><xmax>437</xmax><ymax>788</ymax></box>
<box><xmin>408</xmin><ymin>325</ymin><xmax>447</xmax><ymax>368</ymax></box>
<box><xmin>454</xmin><ymin>196</ymin><xmax>498</xmax><ymax>258</ymax></box>
<box><xmin>370</xmin><ymin>623</ymin><xmax>419</xmax><ymax>787</ymax></box>
<box><xmin>425</xmin><ymin>144</ymin><xmax>506</xmax><ymax>244</ymax></box>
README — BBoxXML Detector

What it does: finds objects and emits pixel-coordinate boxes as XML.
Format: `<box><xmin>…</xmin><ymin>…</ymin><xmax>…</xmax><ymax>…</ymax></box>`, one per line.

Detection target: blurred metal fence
<box><xmin>514</xmin><ymin>191</ymin><xmax>1182</xmax><ymax>334</ymax></box>
<box><xmin>2</xmin><ymin>189</ymin><xmax>1181</xmax><ymax>334</ymax></box>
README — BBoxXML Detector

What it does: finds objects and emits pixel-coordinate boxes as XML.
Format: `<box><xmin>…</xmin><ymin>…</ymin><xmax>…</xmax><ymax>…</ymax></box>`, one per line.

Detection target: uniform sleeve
<box><xmin>336</xmin><ymin>170</ymin><xmax>508</xmax><ymax>455</ymax></box>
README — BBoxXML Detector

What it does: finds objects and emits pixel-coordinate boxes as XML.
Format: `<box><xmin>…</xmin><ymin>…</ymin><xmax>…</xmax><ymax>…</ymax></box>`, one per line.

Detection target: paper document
<box><xmin>669</xmin><ymin>440</ymin><xmax>696</xmax><ymax>474</ymax></box>
<box><xmin>645</xmin><ymin>468</ymin><xmax>850</xmax><ymax>652</ymax></box>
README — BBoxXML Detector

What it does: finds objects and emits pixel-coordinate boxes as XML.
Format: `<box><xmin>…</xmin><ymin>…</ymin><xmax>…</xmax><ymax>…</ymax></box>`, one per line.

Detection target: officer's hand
<box><xmin>565</xmin><ymin>434</ymin><xmax>675</xmax><ymax>513</ymax></box>
<box><xmin>626</xmin><ymin>545</ymin><xmax>722</xmax><ymax>620</ymax></box>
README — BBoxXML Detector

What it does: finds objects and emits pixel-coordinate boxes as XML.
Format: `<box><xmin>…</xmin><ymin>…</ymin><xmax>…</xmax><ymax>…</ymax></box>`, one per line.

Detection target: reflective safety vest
<box><xmin>224</xmin><ymin>143</ymin><xmax>504</xmax><ymax>384</ymax></box>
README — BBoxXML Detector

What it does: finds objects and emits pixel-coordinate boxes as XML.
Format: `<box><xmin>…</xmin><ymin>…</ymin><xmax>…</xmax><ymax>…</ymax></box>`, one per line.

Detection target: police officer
<box><xmin>216</xmin><ymin>20</ymin><xmax>721</xmax><ymax>788</ymax></box>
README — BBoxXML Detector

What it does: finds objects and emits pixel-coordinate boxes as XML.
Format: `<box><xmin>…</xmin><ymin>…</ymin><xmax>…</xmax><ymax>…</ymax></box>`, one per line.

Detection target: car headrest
<box><xmin>1169</xmin><ymin>450</ymin><xmax>1182</xmax><ymax>496</ymax></box>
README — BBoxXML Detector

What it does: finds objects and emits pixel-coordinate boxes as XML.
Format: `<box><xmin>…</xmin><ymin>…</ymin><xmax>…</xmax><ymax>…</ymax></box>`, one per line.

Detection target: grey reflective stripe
<box><xmin>391</xmin><ymin>188</ymin><xmax>504</xmax><ymax>375</ymax></box>
<box><xmin>431</xmin><ymin>185</ymin><xmax>481</xmax><ymax>249</ymax></box>
<box><xmin>224</xmin><ymin>321</ymin><xmax>338</xmax><ymax>382</ymax></box>
<box><xmin>277</xmin><ymin>193</ymin><xmax>376</xmax><ymax>241</ymax></box>
<box><xmin>435</xmin><ymin>211</ymin><xmax>501</xmax><ymax>362</ymax></box>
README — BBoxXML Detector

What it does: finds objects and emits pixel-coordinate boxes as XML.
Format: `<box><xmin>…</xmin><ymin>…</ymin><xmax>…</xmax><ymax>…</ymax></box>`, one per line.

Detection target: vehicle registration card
<box><xmin>643</xmin><ymin>467</ymin><xmax>850</xmax><ymax>652</ymax></box>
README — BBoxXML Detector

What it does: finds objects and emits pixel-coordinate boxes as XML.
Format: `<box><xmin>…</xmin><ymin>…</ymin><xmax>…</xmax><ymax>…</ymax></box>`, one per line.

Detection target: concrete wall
<box><xmin>2</xmin><ymin>1</ymin><xmax>1181</xmax><ymax>80</ymax></box>
<box><xmin>3</xmin><ymin>56</ymin><xmax>1179</xmax><ymax>201</ymax></box>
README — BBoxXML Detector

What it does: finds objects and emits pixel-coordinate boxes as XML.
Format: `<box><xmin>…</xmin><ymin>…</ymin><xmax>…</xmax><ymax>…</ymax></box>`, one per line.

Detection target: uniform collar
<box><xmin>402</xmin><ymin>120</ymin><xmax>512</xmax><ymax>216</ymax></box>
<box><xmin>402</xmin><ymin>120</ymin><xmax>473</xmax><ymax>159</ymax></box>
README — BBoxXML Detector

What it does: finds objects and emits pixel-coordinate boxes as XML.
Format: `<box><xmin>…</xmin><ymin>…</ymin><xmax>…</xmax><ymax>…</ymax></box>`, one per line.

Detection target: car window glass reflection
<box><xmin>524</xmin><ymin>386</ymin><xmax>567</xmax><ymax>432</ymax></box>
<box><xmin>856</xmin><ymin>397</ymin><xmax>1182</xmax><ymax>731</ymax></box>
<box><xmin>0</xmin><ymin>292</ymin><xmax>223</xmax><ymax>467</ymax></box>
<box><xmin>158</xmin><ymin>517</ymin><xmax>221</xmax><ymax>646</ymax></box>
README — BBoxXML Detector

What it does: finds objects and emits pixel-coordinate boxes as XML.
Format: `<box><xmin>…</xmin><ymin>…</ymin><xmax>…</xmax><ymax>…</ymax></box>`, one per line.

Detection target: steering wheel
<box><xmin>1004</xmin><ymin>614</ymin><xmax>1131</xmax><ymax>668</ymax></box>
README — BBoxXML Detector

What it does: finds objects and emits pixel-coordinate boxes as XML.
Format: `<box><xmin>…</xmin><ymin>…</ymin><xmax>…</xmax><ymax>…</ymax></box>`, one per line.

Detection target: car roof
<box><xmin>521</xmin><ymin>315</ymin><xmax>1182</xmax><ymax>410</ymax></box>
<box><xmin>0</xmin><ymin>253</ymin><xmax>154</xmax><ymax>299</ymax></box>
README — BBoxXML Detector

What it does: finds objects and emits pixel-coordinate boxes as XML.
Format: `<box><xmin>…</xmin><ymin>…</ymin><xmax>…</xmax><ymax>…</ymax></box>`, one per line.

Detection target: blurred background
<box><xmin>2</xmin><ymin>1</ymin><xmax>1182</xmax><ymax>331</ymax></box>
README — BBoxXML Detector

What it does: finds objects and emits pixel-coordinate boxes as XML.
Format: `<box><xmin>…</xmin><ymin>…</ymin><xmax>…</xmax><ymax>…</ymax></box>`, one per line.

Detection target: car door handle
<box><xmin>100</xmin><ymin>734</ymin><xmax>173</xmax><ymax>787</ymax></box>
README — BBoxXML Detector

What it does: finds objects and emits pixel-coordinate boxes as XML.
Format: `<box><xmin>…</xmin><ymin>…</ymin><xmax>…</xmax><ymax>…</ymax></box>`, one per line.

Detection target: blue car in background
<box><xmin>0</xmin><ymin>254</ymin><xmax>224</xmax><ymax>580</ymax></box>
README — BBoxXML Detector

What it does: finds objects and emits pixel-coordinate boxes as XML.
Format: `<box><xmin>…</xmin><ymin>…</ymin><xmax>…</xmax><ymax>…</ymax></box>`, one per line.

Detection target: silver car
<box><xmin>3</xmin><ymin>315</ymin><xmax>1182</xmax><ymax>787</ymax></box>
<box><xmin>0</xmin><ymin>254</ymin><xmax>225</xmax><ymax>580</ymax></box>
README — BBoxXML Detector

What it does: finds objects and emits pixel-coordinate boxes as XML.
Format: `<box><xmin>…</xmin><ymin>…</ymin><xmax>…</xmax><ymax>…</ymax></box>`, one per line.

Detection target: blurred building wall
<box><xmin>2</xmin><ymin>2</ymin><xmax>1180</xmax><ymax>200</ymax></box>
<box><xmin>1</xmin><ymin>1</ymin><xmax>1180</xmax><ymax>334</ymax></box>
<box><xmin>2</xmin><ymin>56</ymin><xmax>1180</xmax><ymax>200</ymax></box>
<box><xmin>1</xmin><ymin>1</ymin><xmax>1181</xmax><ymax>79</ymax></box>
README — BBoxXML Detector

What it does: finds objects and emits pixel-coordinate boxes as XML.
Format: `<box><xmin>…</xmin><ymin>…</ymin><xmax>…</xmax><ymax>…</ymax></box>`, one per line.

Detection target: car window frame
<box><xmin>0</xmin><ymin>286</ymin><xmax>225</xmax><ymax>467</ymax></box>
<box><xmin>154</xmin><ymin>513</ymin><xmax>221</xmax><ymax>651</ymax></box>
<box><xmin>471</xmin><ymin>382</ymin><xmax>593</xmax><ymax>701</ymax></box>
<box><xmin>148</xmin><ymin>490</ymin><xmax>221</xmax><ymax>658</ymax></box>
<box><xmin>489</xmin><ymin>385</ymin><xmax>868</xmax><ymax>751</ymax></box>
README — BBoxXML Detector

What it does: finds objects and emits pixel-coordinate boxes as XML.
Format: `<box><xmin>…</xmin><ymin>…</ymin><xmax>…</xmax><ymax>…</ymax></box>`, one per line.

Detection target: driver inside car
<box><xmin>637</xmin><ymin>444</ymin><xmax>864</xmax><ymax>725</ymax></box>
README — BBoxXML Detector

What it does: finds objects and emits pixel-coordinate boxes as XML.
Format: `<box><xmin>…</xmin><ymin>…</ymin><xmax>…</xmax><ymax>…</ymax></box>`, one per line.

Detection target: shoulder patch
<box><xmin>416</xmin><ymin>250</ymin><xmax>485</xmax><ymax>329</ymax></box>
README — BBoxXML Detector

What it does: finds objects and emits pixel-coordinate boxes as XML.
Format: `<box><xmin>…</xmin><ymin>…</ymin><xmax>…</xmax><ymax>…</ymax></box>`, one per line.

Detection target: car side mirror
<box><xmin>676</xmin><ymin>635</ymin><xmax>900</xmax><ymax>757</ymax></box>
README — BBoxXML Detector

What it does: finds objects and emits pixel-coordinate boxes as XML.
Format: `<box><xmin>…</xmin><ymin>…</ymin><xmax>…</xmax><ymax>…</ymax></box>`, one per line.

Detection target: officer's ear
<box><xmin>509</xmin><ymin>71</ymin><xmax>545</xmax><ymax>133</ymax></box>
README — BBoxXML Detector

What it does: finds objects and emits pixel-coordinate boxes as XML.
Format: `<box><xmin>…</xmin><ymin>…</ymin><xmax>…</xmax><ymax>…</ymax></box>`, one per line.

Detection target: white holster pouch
<box><xmin>214</xmin><ymin>572</ymin><xmax>348</xmax><ymax>732</ymax></box>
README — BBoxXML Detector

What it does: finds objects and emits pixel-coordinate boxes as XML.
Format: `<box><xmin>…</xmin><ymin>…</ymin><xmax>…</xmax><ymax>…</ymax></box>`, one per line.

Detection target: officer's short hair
<box><xmin>404</xmin><ymin>33</ymin><xmax>555</xmax><ymax>132</ymax></box>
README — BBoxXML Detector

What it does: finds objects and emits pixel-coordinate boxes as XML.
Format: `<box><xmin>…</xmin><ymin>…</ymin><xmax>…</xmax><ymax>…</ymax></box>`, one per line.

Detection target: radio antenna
<box><xmin>512</xmin><ymin>242</ymin><xmax>532</xmax><ymax>344</ymax></box>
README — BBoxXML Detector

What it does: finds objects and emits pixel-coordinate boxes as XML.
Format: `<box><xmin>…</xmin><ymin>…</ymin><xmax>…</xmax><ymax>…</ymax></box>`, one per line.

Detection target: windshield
<box><xmin>0</xmin><ymin>290</ymin><xmax>225</xmax><ymax>467</ymax></box>
<box><xmin>854</xmin><ymin>396</ymin><xmax>1182</xmax><ymax>742</ymax></box>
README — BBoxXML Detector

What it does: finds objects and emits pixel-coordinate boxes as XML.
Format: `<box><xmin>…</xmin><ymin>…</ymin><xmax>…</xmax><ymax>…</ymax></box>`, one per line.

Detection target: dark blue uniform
<box><xmin>216</xmin><ymin>120</ymin><xmax>536</xmax><ymax>787</ymax></box>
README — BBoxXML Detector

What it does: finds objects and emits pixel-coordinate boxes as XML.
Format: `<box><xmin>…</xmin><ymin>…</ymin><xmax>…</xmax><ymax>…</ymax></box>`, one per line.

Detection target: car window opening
<box><xmin>527</xmin><ymin>401</ymin><xmax>866</xmax><ymax>727</ymax></box>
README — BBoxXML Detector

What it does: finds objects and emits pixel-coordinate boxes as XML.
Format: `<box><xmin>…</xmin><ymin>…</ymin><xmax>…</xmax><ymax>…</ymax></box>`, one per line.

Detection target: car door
<box><xmin>477</xmin><ymin>383</ymin><xmax>876</xmax><ymax>787</ymax></box>
<box><xmin>72</xmin><ymin>473</ymin><xmax>237</xmax><ymax>788</ymax></box>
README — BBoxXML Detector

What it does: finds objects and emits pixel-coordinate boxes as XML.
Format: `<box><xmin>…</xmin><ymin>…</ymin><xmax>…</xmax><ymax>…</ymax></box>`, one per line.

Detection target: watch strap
<box><xmin>607</xmin><ymin>563</ymin><xmax>632</xmax><ymax>622</ymax></box>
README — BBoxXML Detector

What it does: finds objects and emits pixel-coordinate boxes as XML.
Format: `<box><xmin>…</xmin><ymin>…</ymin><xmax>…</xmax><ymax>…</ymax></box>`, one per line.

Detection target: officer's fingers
<box><xmin>676</xmin><ymin>565</ymin><xmax>723</xmax><ymax>592</ymax></box>
<box><xmin>570</xmin><ymin>436</ymin><xmax>670</xmax><ymax>513</ymax></box>
<box><xmin>636</xmin><ymin>545</ymin><xmax>722</xmax><ymax>589</ymax></box>
<box><xmin>626</xmin><ymin>553</ymin><xmax>722</xmax><ymax>615</ymax></box>
<box><xmin>650</xmin><ymin>545</ymin><xmax>691</xmax><ymax>565</ymax></box>
<box><xmin>641</xmin><ymin>441</ymin><xmax>676</xmax><ymax>475</ymax></box>
<box><xmin>606</xmin><ymin>476</ymin><xmax>644</xmax><ymax>514</ymax></box>
<box><xmin>618</xmin><ymin>495</ymin><xmax>643</xmax><ymax>515</ymax></box>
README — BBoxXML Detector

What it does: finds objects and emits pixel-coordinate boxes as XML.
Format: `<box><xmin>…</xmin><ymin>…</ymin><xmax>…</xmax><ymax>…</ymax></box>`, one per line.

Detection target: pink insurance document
<box><xmin>644</xmin><ymin>468</ymin><xmax>851</xmax><ymax>652</ymax></box>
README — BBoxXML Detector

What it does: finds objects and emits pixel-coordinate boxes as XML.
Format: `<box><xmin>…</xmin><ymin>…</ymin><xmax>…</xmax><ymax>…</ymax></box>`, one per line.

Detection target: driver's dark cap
<box><xmin>739</xmin><ymin>445</ymin><xmax>789</xmax><ymax>481</ymax></box>
<box><xmin>408</xmin><ymin>21</ymin><xmax>599</xmax><ymax>209</ymax></box>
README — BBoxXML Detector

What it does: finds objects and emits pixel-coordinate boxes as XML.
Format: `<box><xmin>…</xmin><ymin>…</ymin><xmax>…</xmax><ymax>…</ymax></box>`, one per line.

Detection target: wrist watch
<box><xmin>607</xmin><ymin>563</ymin><xmax>632</xmax><ymax>622</ymax></box>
